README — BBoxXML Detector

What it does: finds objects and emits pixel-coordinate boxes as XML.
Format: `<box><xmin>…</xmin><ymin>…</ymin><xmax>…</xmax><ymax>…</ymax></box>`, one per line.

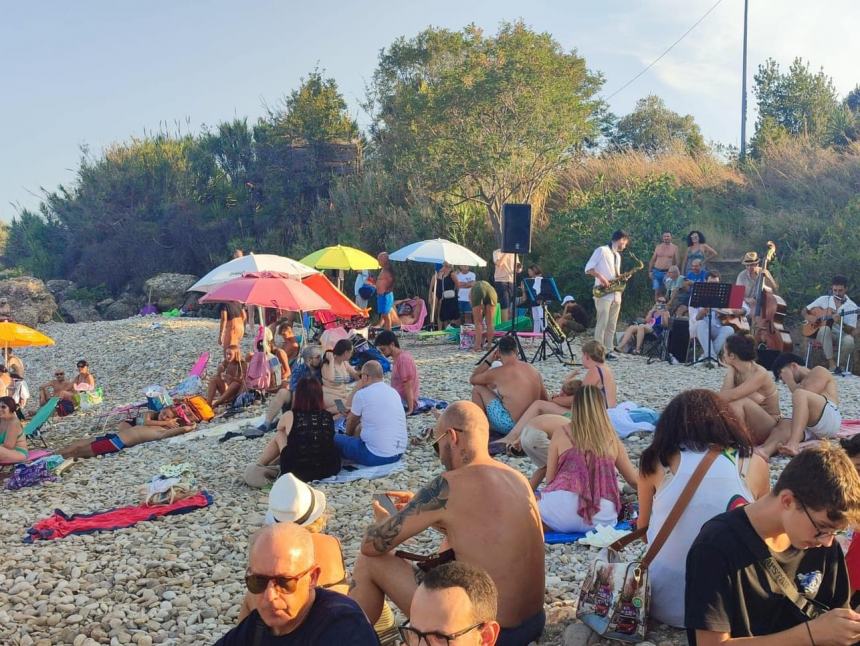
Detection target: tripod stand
<box><xmin>688</xmin><ymin>282</ymin><xmax>733</xmax><ymax>369</ymax></box>
<box><xmin>476</xmin><ymin>253</ymin><xmax>526</xmax><ymax>364</ymax></box>
<box><xmin>531</xmin><ymin>303</ymin><xmax>576</xmax><ymax>364</ymax></box>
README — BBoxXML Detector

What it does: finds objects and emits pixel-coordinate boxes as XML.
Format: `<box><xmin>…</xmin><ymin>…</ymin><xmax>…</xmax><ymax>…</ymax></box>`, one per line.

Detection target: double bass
<box><xmin>752</xmin><ymin>241</ymin><xmax>793</xmax><ymax>352</ymax></box>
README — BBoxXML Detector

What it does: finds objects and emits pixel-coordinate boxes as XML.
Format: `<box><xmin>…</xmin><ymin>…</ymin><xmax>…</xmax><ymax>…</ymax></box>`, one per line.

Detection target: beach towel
<box><xmin>839</xmin><ymin>419</ymin><xmax>860</xmax><ymax>437</ymax></box>
<box><xmin>168</xmin><ymin>415</ymin><xmax>266</xmax><ymax>444</ymax></box>
<box><xmin>23</xmin><ymin>491</ymin><xmax>213</xmax><ymax>543</ymax></box>
<box><xmin>315</xmin><ymin>460</ymin><xmax>405</xmax><ymax>484</ymax></box>
<box><xmin>544</xmin><ymin>521</ymin><xmax>632</xmax><ymax>545</ymax></box>
<box><xmin>608</xmin><ymin>402</ymin><xmax>657</xmax><ymax>438</ymax></box>
<box><xmin>409</xmin><ymin>398</ymin><xmax>448</xmax><ymax>416</ymax></box>
<box><xmin>5</xmin><ymin>459</ymin><xmax>57</xmax><ymax>490</ymax></box>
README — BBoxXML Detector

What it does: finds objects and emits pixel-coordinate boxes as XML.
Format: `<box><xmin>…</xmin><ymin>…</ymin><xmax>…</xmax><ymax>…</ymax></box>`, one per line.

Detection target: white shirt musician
<box><xmin>804</xmin><ymin>276</ymin><xmax>857</xmax><ymax>371</ymax></box>
<box><xmin>585</xmin><ymin>230</ymin><xmax>629</xmax><ymax>353</ymax></box>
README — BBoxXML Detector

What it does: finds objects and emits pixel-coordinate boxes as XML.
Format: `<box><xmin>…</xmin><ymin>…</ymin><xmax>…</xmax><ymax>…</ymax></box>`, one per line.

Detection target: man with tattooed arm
<box><xmin>349</xmin><ymin>401</ymin><xmax>546</xmax><ymax>646</ymax></box>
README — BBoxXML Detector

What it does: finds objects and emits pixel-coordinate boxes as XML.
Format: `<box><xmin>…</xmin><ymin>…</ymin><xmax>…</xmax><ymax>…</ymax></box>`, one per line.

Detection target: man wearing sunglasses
<box><xmin>686</xmin><ymin>445</ymin><xmax>860</xmax><ymax>646</ymax></box>
<box><xmin>350</xmin><ymin>401</ymin><xmax>545</xmax><ymax>646</ymax></box>
<box><xmin>39</xmin><ymin>369</ymin><xmax>75</xmax><ymax>406</ymax></box>
<box><xmin>216</xmin><ymin>523</ymin><xmax>377</xmax><ymax>645</ymax></box>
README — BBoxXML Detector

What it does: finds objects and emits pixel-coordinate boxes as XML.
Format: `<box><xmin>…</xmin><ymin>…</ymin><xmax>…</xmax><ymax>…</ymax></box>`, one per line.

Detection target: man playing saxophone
<box><xmin>585</xmin><ymin>229</ymin><xmax>630</xmax><ymax>359</ymax></box>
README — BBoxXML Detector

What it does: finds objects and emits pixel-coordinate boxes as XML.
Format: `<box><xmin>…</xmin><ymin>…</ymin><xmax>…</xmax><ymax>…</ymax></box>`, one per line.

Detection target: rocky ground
<box><xmin>4</xmin><ymin>317</ymin><xmax>860</xmax><ymax>646</ymax></box>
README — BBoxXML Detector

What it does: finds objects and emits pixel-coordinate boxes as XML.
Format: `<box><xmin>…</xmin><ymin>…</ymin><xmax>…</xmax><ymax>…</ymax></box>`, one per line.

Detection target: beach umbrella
<box><xmin>300</xmin><ymin>245</ymin><xmax>381</xmax><ymax>291</ymax></box>
<box><xmin>188</xmin><ymin>253</ymin><xmax>318</xmax><ymax>294</ymax></box>
<box><xmin>389</xmin><ymin>238</ymin><xmax>487</xmax><ymax>326</ymax></box>
<box><xmin>0</xmin><ymin>321</ymin><xmax>55</xmax><ymax>364</ymax></box>
<box><xmin>199</xmin><ymin>272</ymin><xmax>331</xmax><ymax>312</ymax></box>
<box><xmin>388</xmin><ymin>238</ymin><xmax>487</xmax><ymax>267</ymax></box>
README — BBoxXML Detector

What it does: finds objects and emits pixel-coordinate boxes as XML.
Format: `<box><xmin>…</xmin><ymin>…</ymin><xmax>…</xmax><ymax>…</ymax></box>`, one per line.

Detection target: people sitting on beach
<box><xmin>73</xmin><ymin>359</ymin><xmax>96</xmax><ymax>390</ymax></box>
<box><xmin>663</xmin><ymin>265</ymin><xmax>686</xmax><ymax>315</ymax></box>
<box><xmin>350</xmin><ymin>402</ymin><xmax>546</xmax><ymax>645</ymax></box>
<box><xmin>404</xmin><ymin>562</ymin><xmax>501</xmax><ymax>646</ymax></box>
<box><xmin>260</xmin><ymin>345</ymin><xmax>324</xmax><ymax>432</ymax></box>
<box><xmin>321</xmin><ymin>340</ymin><xmax>359</xmax><ymax>415</ymax></box>
<box><xmin>470</xmin><ymin>280</ymin><xmax>498</xmax><ymax>352</ymax></box>
<box><xmin>216</xmin><ymin>523</ymin><xmax>378</xmax><ymax>645</ymax></box>
<box><xmin>757</xmin><ymin>352</ymin><xmax>842</xmax><ymax>458</ymax></box>
<box><xmin>275</xmin><ymin>322</ymin><xmax>300</xmax><ymax>364</ymax></box>
<box><xmin>9</xmin><ymin>369</ymin><xmax>30</xmax><ymax>420</ymax></box>
<box><xmin>469</xmin><ymin>336</ymin><xmax>547</xmax><ymax>436</ymax></box>
<box><xmin>244</xmin><ymin>377</ymin><xmax>340</xmax><ymax>488</ymax></box>
<box><xmin>500</xmin><ymin>340</ymin><xmax>618</xmax><ymax>459</ymax></box>
<box><xmin>555</xmin><ymin>295</ymin><xmax>589</xmax><ymax>336</ymax></box>
<box><xmin>59</xmin><ymin>406</ymin><xmax>196</xmax><ymax>459</ymax></box>
<box><xmin>685</xmin><ymin>445</ymin><xmax>860</xmax><ymax>645</ymax></box>
<box><xmin>538</xmin><ymin>385</ymin><xmax>638</xmax><ymax>532</ymax></box>
<box><xmin>39</xmin><ymin>368</ymin><xmax>76</xmax><ymax>406</ymax></box>
<box><xmin>616</xmin><ymin>293</ymin><xmax>668</xmax><ymax>354</ymax></box>
<box><xmin>638</xmin><ymin>389</ymin><xmax>768</xmax><ymax>628</ymax></box>
<box><xmin>374</xmin><ymin>330</ymin><xmax>420</xmax><ymax>415</ymax></box>
<box><xmin>337</xmin><ymin>361</ymin><xmax>406</xmax><ymax>466</ymax></box>
<box><xmin>718</xmin><ymin>333</ymin><xmax>781</xmax><ymax>447</ymax></box>
<box><xmin>0</xmin><ymin>397</ymin><xmax>28</xmax><ymax>463</ymax></box>
<box><xmin>207</xmin><ymin>345</ymin><xmax>246</xmax><ymax>408</ymax></box>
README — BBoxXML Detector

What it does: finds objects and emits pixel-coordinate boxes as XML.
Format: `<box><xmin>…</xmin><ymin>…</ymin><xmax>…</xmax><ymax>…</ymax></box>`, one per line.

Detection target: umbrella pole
<box><xmin>338</xmin><ymin>269</ymin><xmax>344</xmax><ymax>292</ymax></box>
<box><xmin>428</xmin><ymin>271</ymin><xmax>437</xmax><ymax>330</ymax></box>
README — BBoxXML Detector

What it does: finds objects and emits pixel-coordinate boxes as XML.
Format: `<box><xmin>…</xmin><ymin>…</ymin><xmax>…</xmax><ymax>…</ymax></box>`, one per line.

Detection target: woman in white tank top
<box><xmin>638</xmin><ymin>389</ymin><xmax>770</xmax><ymax>628</ymax></box>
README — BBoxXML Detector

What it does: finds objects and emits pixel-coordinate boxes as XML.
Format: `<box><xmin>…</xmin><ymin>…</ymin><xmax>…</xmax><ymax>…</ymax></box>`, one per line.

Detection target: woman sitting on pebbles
<box><xmin>0</xmin><ymin>396</ymin><xmax>28</xmax><ymax>463</ymax></box>
<box><xmin>207</xmin><ymin>345</ymin><xmax>247</xmax><ymax>408</ymax></box>
<box><xmin>539</xmin><ymin>385</ymin><xmax>638</xmax><ymax>533</ymax></box>
<box><xmin>321</xmin><ymin>339</ymin><xmax>359</xmax><ymax>414</ymax></box>
<box><xmin>59</xmin><ymin>406</ymin><xmax>196</xmax><ymax>459</ymax></box>
<box><xmin>638</xmin><ymin>389</ymin><xmax>768</xmax><ymax>628</ymax></box>
<box><xmin>244</xmin><ymin>377</ymin><xmax>341</xmax><ymax>488</ymax></box>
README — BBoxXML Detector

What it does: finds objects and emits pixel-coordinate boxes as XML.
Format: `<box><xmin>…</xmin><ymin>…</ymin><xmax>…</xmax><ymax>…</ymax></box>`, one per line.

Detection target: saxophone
<box><xmin>592</xmin><ymin>252</ymin><xmax>644</xmax><ymax>298</ymax></box>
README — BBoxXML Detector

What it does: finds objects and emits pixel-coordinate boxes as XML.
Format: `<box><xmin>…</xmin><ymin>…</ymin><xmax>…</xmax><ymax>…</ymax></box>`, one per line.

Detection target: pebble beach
<box><xmin>5</xmin><ymin>317</ymin><xmax>860</xmax><ymax>646</ymax></box>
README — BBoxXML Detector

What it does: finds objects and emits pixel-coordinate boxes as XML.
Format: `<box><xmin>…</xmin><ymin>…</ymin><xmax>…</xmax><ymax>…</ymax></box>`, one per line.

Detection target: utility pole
<box><xmin>740</xmin><ymin>0</ymin><xmax>749</xmax><ymax>160</ymax></box>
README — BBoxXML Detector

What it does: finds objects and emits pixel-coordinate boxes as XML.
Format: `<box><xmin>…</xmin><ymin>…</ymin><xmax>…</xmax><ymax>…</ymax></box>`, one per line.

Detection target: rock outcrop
<box><xmin>0</xmin><ymin>277</ymin><xmax>58</xmax><ymax>327</ymax></box>
<box><xmin>143</xmin><ymin>273</ymin><xmax>199</xmax><ymax>311</ymax></box>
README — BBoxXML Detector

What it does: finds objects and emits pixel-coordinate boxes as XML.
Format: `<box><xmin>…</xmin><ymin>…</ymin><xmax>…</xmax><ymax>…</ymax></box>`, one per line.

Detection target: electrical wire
<box><xmin>604</xmin><ymin>0</ymin><xmax>726</xmax><ymax>100</ymax></box>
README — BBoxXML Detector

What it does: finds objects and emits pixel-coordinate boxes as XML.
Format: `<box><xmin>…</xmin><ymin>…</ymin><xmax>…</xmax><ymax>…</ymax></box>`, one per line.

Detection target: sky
<box><xmin>1</xmin><ymin>0</ymin><xmax>858</xmax><ymax>222</ymax></box>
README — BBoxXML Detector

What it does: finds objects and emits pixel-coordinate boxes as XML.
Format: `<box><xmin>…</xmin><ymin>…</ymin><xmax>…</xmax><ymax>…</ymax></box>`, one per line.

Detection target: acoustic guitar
<box><xmin>801</xmin><ymin>307</ymin><xmax>860</xmax><ymax>338</ymax></box>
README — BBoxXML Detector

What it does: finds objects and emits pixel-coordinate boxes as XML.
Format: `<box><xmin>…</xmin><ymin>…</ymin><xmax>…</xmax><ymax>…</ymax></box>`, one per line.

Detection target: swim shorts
<box><xmin>806</xmin><ymin>400</ymin><xmax>842</xmax><ymax>439</ymax></box>
<box><xmin>377</xmin><ymin>292</ymin><xmax>394</xmax><ymax>315</ymax></box>
<box><xmin>486</xmin><ymin>398</ymin><xmax>516</xmax><ymax>435</ymax></box>
<box><xmin>90</xmin><ymin>433</ymin><xmax>126</xmax><ymax>456</ymax></box>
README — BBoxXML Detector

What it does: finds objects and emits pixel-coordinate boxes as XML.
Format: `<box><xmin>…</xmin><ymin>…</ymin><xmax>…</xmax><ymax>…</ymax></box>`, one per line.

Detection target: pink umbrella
<box><xmin>199</xmin><ymin>272</ymin><xmax>331</xmax><ymax>312</ymax></box>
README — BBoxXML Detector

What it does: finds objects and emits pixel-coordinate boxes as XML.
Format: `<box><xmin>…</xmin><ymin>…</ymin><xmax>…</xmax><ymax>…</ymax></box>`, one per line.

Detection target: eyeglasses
<box><xmin>245</xmin><ymin>565</ymin><xmax>315</xmax><ymax>594</ymax></box>
<box><xmin>399</xmin><ymin>621</ymin><xmax>484</xmax><ymax>645</ymax></box>
<box><xmin>55</xmin><ymin>373</ymin><xmax>64</xmax><ymax>377</ymax></box>
<box><xmin>799</xmin><ymin>503</ymin><xmax>840</xmax><ymax>539</ymax></box>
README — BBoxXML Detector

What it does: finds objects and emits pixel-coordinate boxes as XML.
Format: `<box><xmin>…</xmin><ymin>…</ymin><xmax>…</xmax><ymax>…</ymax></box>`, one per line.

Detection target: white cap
<box><xmin>267</xmin><ymin>473</ymin><xmax>326</xmax><ymax>526</ymax></box>
<box><xmin>562</xmin><ymin>295</ymin><xmax>575</xmax><ymax>305</ymax></box>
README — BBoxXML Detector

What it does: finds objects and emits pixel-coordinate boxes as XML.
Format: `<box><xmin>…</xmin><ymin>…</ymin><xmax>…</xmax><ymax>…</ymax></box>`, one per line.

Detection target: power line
<box><xmin>604</xmin><ymin>0</ymin><xmax>726</xmax><ymax>101</ymax></box>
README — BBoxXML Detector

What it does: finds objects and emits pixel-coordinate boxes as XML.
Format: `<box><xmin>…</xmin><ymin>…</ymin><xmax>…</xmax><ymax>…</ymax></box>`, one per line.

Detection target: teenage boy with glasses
<box><xmin>215</xmin><ymin>524</ymin><xmax>377</xmax><ymax>645</ymax></box>
<box><xmin>685</xmin><ymin>444</ymin><xmax>860</xmax><ymax>646</ymax></box>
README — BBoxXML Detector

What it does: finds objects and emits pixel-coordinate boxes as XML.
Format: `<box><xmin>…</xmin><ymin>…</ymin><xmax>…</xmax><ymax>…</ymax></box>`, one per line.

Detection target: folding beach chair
<box><xmin>399</xmin><ymin>298</ymin><xmax>428</xmax><ymax>333</ymax></box>
<box><xmin>24</xmin><ymin>397</ymin><xmax>60</xmax><ymax>448</ymax></box>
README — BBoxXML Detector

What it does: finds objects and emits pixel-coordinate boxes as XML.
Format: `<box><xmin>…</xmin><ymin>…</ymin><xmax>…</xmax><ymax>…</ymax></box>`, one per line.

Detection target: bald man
<box><xmin>350</xmin><ymin>401</ymin><xmax>546</xmax><ymax>646</ymax></box>
<box><xmin>216</xmin><ymin>524</ymin><xmax>377</xmax><ymax>644</ymax></box>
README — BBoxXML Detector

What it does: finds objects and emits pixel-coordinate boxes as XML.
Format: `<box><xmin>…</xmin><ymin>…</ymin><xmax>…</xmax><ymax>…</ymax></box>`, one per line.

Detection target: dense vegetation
<box><xmin>5</xmin><ymin>22</ymin><xmax>860</xmax><ymax>319</ymax></box>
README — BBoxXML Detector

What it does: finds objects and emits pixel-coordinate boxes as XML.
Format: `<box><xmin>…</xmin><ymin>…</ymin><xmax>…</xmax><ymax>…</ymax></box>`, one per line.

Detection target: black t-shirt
<box><xmin>685</xmin><ymin>507</ymin><xmax>848</xmax><ymax>644</ymax></box>
<box><xmin>214</xmin><ymin>588</ymin><xmax>379</xmax><ymax>645</ymax></box>
<box><xmin>219</xmin><ymin>302</ymin><xmax>244</xmax><ymax>320</ymax></box>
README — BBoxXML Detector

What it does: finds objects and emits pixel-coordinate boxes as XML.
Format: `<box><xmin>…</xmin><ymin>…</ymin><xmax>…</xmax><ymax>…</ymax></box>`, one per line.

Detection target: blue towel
<box><xmin>409</xmin><ymin>398</ymin><xmax>448</xmax><ymax>415</ymax></box>
<box><xmin>544</xmin><ymin>521</ymin><xmax>632</xmax><ymax>545</ymax></box>
<box><xmin>629</xmin><ymin>407</ymin><xmax>659</xmax><ymax>425</ymax></box>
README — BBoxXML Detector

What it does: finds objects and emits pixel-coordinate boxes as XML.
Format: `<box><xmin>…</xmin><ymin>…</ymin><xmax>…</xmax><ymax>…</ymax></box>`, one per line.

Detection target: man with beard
<box><xmin>348</xmin><ymin>401</ymin><xmax>546</xmax><ymax>646</ymax></box>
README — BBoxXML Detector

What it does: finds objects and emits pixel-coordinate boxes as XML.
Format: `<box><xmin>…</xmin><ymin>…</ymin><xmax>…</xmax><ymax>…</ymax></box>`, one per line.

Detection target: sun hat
<box><xmin>267</xmin><ymin>473</ymin><xmax>326</xmax><ymax>526</ymax></box>
<box><xmin>562</xmin><ymin>295</ymin><xmax>575</xmax><ymax>305</ymax></box>
<box><xmin>742</xmin><ymin>251</ymin><xmax>760</xmax><ymax>265</ymax></box>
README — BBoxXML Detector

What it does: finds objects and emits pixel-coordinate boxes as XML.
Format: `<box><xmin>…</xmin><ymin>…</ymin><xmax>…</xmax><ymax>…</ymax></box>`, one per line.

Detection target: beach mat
<box><xmin>410</xmin><ymin>398</ymin><xmax>447</xmax><ymax>416</ymax></box>
<box><xmin>544</xmin><ymin>521</ymin><xmax>632</xmax><ymax>545</ymax></box>
<box><xmin>168</xmin><ymin>415</ymin><xmax>266</xmax><ymax>444</ymax></box>
<box><xmin>315</xmin><ymin>460</ymin><xmax>405</xmax><ymax>484</ymax></box>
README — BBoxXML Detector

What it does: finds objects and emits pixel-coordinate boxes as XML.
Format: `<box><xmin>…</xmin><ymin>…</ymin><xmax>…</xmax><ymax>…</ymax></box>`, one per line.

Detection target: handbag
<box><xmin>576</xmin><ymin>447</ymin><xmax>720</xmax><ymax>642</ymax></box>
<box><xmin>442</xmin><ymin>289</ymin><xmax>456</xmax><ymax>299</ymax></box>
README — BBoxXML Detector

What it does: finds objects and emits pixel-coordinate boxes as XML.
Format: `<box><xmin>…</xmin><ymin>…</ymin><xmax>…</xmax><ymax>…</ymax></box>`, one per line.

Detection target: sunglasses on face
<box><xmin>245</xmin><ymin>565</ymin><xmax>315</xmax><ymax>594</ymax></box>
<box><xmin>430</xmin><ymin>427</ymin><xmax>467</xmax><ymax>456</ymax></box>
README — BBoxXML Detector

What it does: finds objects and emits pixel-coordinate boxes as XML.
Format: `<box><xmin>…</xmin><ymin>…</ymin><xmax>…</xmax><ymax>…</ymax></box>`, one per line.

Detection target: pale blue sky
<box><xmin>1</xmin><ymin>0</ymin><xmax>858</xmax><ymax>221</ymax></box>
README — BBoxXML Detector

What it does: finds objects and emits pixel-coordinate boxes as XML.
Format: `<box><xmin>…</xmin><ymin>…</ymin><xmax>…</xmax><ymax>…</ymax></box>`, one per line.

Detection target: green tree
<box><xmin>367</xmin><ymin>21</ymin><xmax>604</xmax><ymax>242</ymax></box>
<box><xmin>751</xmin><ymin>58</ymin><xmax>840</xmax><ymax>154</ymax></box>
<box><xmin>278</xmin><ymin>68</ymin><xmax>359</xmax><ymax>143</ymax></box>
<box><xmin>611</xmin><ymin>95</ymin><xmax>706</xmax><ymax>156</ymax></box>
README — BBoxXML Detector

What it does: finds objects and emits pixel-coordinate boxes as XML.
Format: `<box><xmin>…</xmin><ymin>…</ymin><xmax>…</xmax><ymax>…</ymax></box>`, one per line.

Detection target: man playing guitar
<box><xmin>803</xmin><ymin>274</ymin><xmax>858</xmax><ymax>371</ymax></box>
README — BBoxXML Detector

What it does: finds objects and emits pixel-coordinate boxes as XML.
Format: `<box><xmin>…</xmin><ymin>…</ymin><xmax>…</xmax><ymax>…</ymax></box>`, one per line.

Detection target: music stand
<box><xmin>689</xmin><ymin>282</ymin><xmax>734</xmax><ymax>368</ymax></box>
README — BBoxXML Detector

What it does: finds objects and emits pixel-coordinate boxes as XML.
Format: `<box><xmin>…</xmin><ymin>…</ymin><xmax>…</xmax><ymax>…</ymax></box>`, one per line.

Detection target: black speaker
<box><xmin>668</xmin><ymin>318</ymin><xmax>690</xmax><ymax>364</ymax></box>
<box><xmin>501</xmin><ymin>203</ymin><xmax>532</xmax><ymax>254</ymax></box>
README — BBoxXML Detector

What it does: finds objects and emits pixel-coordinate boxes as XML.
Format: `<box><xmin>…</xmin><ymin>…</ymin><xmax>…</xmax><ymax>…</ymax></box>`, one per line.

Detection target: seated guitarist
<box><xmin>688</xmin><ymin>270</ymin><xmax>745</xmax><ymax>361</ymax></box>
<box><xmin>803</xmin><ymin>274</ymin><xmax>858</xmax><ymax>371</ymax></box>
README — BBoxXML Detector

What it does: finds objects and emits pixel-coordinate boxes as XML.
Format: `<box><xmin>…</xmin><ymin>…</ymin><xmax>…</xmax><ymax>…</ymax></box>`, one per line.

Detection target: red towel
<box><xmin>24</xmin><ymin>491</ymin><xmax>212</xmax><ymax>542</ymax></box>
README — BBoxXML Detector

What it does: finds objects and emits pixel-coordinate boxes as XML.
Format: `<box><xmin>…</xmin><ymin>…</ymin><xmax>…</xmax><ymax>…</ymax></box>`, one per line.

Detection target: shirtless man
<box><xmin>375</xmin><ymin>252</ymin><xmax>395</xmax><ymax>331</ymax></box>
<box><xmin>648</xmin><ymin>232</ymin><xmax>679</xmax><ymax>295</ymax></box>
<box><xmin>207</xmin><ymin>345</ymin><xmax>246</xmax><ymax>407</ymax></box>
<box><xmin>469</xmin><ymin>336</ymin><xmax>548</xmax><ymax>436</ymax></box>
<box><xmin>39</xmin><ymin>369</ymin><xmax>76</xmax><ymax>405</ymax></box>
<box><xmin>349</xmin><ymin>401</ymin><xmax>546</xmax><ymax>646</ymax></box>
<box><xmin>757</xmin><ymin>352</ymin><xmax>842</xmax><ymax>458</ymax></box>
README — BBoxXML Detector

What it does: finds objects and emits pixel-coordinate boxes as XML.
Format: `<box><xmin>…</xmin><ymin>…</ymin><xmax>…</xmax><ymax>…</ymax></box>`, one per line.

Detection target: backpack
<box><xmin>245</xmin><ymin>350</ymin><xmax>271</xmax><ymax>391</ymax></box>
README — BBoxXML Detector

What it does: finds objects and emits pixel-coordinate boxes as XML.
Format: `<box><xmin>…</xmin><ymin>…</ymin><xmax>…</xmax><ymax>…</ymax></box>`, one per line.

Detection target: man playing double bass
<box><xmin>735</xmin><ymin>250</ymin><xmax>778</xmax><ymax>312</ymax></box>
<box><xmin>803</xmin><ymin>275</ymin><xmax>858</xmax><ymax>372</ymax></box>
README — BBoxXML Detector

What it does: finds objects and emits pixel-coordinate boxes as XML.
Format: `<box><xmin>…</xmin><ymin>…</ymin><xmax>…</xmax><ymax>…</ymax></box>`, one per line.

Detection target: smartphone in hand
<box><xmin>373</xmin><ymin>493</ymin><xmax>399</xmax><ymax>516</ymax></box>
<box><xmin>334</xmin><ymin>399</ymin><xmax>348</xmax><ymax>415</ymax></box>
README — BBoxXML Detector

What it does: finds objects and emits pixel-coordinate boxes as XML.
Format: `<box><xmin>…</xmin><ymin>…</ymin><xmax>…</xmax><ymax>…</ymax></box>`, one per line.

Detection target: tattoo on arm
<box><xmin>363</xmin><ymin>475</ymin><xmax>450</xmax><ymax>554</ymax></box>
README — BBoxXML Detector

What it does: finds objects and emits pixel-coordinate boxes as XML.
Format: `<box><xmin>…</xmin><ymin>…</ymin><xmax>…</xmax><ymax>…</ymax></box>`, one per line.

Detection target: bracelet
<box><xmin>805</xmin><ymin>620</ymin><xmax>816</xmax><ymax>646</ymax></box>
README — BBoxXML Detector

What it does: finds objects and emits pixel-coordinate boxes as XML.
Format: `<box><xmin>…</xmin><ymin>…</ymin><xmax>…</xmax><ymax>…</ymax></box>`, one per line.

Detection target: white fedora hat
<box><xmin>267</xmin><ymin>473</ymin><xmax>326</xmax><ymax>526</ymax></box>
